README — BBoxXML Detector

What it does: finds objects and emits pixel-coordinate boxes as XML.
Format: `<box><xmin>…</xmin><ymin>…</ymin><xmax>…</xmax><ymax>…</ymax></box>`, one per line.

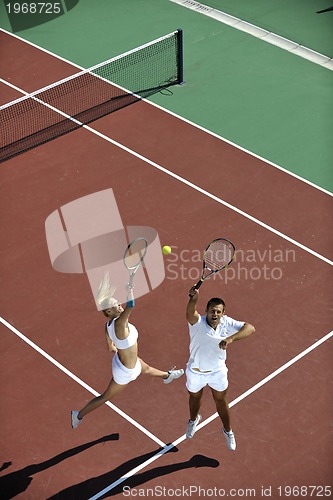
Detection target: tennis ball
<box><xmin>162</xmin><ymin>245</ymin><xmax>172</xmax><ymax>255</ymax></box>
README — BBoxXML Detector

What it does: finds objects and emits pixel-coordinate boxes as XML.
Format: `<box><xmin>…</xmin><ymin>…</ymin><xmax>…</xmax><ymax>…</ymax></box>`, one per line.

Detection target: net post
<box><xmin>177</xmin><ymin>28</ymin><xmax>185</xmax><ymax>85</ymax></box>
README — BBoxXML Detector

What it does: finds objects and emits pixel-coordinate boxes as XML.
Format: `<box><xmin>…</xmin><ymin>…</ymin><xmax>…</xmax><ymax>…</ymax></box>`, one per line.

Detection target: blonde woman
<box><xmin>71</xmin><ymin>275</ymin><xmax>183</xmax><ymax>428</ymax></box>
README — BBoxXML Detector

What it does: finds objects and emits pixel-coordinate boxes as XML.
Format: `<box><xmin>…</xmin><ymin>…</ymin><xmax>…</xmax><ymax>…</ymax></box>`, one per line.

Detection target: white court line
<box><xmin>0</xmin><ymin>27</ymin><xmax>332</xmax><ymax>197</ymax></box>
<box><xmin>169</xmin><ymin>0</ymin><xmax>333</xmax><ymax>70</ymax></box>
<box><xmin>0</xmin><ymin>316</ymin><xmax>166</xmax><ymax>448</ymax></box>
<box><xmin>89</xmin><ymin>329</ymin><xmax>333</xmax><ymax>499</ymax></box>
<box><xmin>1</xmin><ymin>26</ymin><xmax>332</xmax><ymax>497</ymax></box>
<box><xmin>1</xmin><ymin>76</ymin><xmax>332</xmax><ymax>267</ymax></box>
<box><xmin>83</xmin><ymin>128</ymin><xmax>333</xmax><ymax>266</ymax></box>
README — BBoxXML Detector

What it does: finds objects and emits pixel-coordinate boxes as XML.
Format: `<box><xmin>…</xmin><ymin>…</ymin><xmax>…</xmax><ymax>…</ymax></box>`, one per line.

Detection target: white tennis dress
<box><xmin>106</xmin><ymin>318</ymin><xmax>141</xmax><ymax>385</ymax></box>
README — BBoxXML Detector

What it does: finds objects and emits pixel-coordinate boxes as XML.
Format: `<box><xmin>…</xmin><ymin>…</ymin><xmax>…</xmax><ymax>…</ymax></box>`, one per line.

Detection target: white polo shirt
<box><xmin>188</xmin><ymin>314</ymin><xmax>245</xmax><ymax>373</ymax></box>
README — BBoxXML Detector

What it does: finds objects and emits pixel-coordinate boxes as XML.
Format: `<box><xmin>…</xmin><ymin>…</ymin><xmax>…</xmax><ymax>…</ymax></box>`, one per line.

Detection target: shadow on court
<box><xmin>316</xmin><ymin>6</ymin><xmax>333</xmax><ymax>13</ymax></box>
<box><xmin>48</xmin><ymin>448</ymin><xmax>219</xmax><ymax>499</ymax></box>
<box><xmin>0</xmin><ymin>434</ymin><xmax>119</xmax><ymax>499</ymax></box>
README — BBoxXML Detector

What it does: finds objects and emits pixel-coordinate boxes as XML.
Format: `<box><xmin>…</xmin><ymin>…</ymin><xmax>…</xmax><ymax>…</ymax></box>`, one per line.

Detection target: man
<box><xmin>185</xmin><ymin>286</ymin><xmax>255</xmax><ymax>450</ymax></box>
<box><xmin>71</xmin><ymin>276</ymin><xmax>183</xmax><ymax>429</ymax></box>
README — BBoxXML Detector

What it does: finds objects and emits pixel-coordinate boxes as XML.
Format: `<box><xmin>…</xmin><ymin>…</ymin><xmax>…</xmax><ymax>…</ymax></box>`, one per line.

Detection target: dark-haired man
<box><xmin>185</xmin><ymin>286</ymin><xmax>255</xmax><ymax>450</ymax></box>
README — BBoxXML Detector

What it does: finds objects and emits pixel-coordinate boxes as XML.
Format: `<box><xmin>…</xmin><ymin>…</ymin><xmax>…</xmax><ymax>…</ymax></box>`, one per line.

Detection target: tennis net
<box><xmin>0</xmin><ymin>29</ymin><xmax>183</xmax><ymax>163</ymax></box>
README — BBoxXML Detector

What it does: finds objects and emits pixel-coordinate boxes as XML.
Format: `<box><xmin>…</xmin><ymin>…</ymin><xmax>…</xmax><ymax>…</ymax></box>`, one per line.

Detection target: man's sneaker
<box><xmin>186</xmin><ymin>414</ymin><xmax>202</xmax><ymax>439</ymax></box>
<box><xmin>222</xmin><ymin>428</ymin><xmax>236</xmax><ymax>451</ymax></box>
<box><xmin>71</xmin><ymin>410</ymin><xmax>82</xmax><ymax>429</ymax></box>
<box><xmin>163</xmin><ymin>367</ymin><xmax>184</xmax><ymax>384</ymax></box>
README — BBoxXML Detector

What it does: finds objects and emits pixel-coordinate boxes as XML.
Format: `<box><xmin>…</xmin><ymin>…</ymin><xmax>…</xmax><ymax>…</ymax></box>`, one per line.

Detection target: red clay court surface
<box><xmin>1</xmin><ymin>31</ymin><xmax>332</xmax><ymax>499</ymax></box>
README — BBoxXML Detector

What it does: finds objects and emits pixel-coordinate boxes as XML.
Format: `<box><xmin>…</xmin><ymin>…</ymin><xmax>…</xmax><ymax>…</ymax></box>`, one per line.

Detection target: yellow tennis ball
<box><xmin>162</xmin><ymin>245</ymin><xmax>172</xmax><ymax>255</ymax></box>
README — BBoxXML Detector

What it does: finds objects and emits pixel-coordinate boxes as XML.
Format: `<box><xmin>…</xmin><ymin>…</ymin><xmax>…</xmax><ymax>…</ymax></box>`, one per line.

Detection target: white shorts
<box><xmin>186</xmin><ymin>364</ymin><xmax>228</xmax><ymax>393</ymax></box>
<box><xmin>112</xmin><ymin>353</ymin><xmax>142</xmax><ymax>385</ymax></box>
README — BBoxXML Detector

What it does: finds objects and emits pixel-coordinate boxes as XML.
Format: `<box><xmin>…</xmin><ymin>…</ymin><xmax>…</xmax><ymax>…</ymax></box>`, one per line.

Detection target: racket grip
<box><xmin>126</xmin><ymin>286</ymin><xmax>135</xmax><ymax>308</ymax></box>
<box><xmin>189</xmin><ymin>279</ymin><xmax>203</xmax><ymax>296</ymax></box>
<box><xmin>194</xmin><ymin>279</ymin><xmax>204</xmax><ymax>290</ymax></box>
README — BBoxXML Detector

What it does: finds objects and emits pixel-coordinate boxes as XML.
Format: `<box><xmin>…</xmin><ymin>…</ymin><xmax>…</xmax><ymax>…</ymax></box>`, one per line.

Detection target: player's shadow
<box><xmin>48</xmin><ymin>448</ymin><xmax>219</xmax><ymax>499</ymax></box>
<box><xmin>0</xmin><ymin>434</ymin><xmax>119</xmax><ymax>499</ymax></box>
<box><xmin>108</xmin><ymin>453</ymin><xmax>220</xmax><ymax>498</ymax></box>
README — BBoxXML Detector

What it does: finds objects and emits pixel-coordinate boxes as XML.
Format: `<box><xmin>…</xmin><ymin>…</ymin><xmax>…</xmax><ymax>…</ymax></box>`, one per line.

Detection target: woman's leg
<box><xmin>139</xmin><ymin>358</ymin><xmax>169</xmax><ymax>379</ymax></box>
<box><xmin>78</xmin><ymin>378</ymin><xmax>126</xmax><ymax>419</ymax></box>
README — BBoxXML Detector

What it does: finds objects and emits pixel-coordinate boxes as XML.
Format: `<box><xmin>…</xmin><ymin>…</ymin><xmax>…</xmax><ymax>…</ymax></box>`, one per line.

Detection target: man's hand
<box><xmin>189</xmin><ymin>286</ymin><xmax>199</xmax><ymax>299</ymax></box>
<box><xmin>219</xmin><ymin>338</ymin><xmax>233</xmax><ymax>350</ymax></box>
<box><xmin>219</xmin><ymin>323</ymin><xmax>255</xmax><ymax>349</ymax></box>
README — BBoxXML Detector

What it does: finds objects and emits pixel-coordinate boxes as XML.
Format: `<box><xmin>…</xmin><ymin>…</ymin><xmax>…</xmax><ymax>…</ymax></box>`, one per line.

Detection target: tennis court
<box><xmin>1</xmin><ymin>2</ymin><xmax>332</xmax><ymax>499</ymax></box>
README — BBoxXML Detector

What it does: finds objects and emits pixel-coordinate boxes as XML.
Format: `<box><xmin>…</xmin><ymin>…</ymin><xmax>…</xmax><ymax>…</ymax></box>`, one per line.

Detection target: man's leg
<box><xmin>210</xmin><ymin>388</ymin><xmax>231</xmax><ymax>431</ymax></box>
<box><xmin>211</xmin><ymin>387</ymin><xmax>236</xmax><ymax>450</ymax></box>
<box><xmin>185</xmin><ymin>388</ymin><xmax>203</xmax><ymax>439</ymax></box>
<box><xmin>189</xmin><ymin>389</ymin><xmax>203</xmax><ymax>421</ymax></box>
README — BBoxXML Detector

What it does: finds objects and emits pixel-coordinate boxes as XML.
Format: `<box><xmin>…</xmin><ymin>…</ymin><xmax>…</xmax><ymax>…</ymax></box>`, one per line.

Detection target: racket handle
<box><xmin>194</xmin><ymin>279</ymin><xmax>204</xmax><ymax>290</ymax></box>
<box><xmin>126</xmin><ymin>284</ymin><xmax>135</xmax><ymax>308</ymax></box>
<box><xmin>128</xmin><ymin>274</ymin><xmax>134</xmax><ymax>289</ymax></box>
<box><xmin>189</xmin><ymin>279</ymin><xmax>203</xmax><ymax>296</ymax></box>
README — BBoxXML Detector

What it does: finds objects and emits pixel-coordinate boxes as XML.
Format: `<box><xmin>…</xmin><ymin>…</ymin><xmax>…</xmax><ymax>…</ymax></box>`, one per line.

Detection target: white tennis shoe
<box><xmin>163</xmin><ymin>367</ymin><xmax>184</xmax><ymax>384</ymax></box>
<box><xmin>186</xmin><ymin>414</ymin><xmax>202</xmax><ymax>439</ymax></box>
<box><xmin>222</xmin><ymin>428</ymin><xmax>236</xmax><ymax>450</ymax></box>
<box><xmin>71</xmin><ymin>410</ymin><xmax>82</xmax><ymax>429</ymax></box>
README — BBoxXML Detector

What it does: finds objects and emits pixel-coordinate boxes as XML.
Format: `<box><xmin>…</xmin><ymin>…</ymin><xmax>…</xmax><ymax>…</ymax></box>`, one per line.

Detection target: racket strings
<box><xmin>204</xmin><ymin>241</ymin><xmax>234</xmax><ymax>270</ymax></box>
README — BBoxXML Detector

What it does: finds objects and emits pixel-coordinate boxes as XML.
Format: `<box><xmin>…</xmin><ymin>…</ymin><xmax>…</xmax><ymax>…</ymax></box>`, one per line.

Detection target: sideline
<box><xmin>169</xmin><ymin>0</ymin><xmax>333</xmax><ymax>70</ymax></box>
<box><xmin>1</xmin><ymin>27</ymin><xmax>332</xmax><ymax>197</ymax></box>
<box><xmin>1</xmin><ymin>76</ymin><xmax>333</xmax><ymax>267</ymax></box>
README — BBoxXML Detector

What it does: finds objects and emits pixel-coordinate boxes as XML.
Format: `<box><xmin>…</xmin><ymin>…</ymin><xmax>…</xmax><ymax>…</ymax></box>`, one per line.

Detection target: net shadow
<box><xmin>0</xmin><ymin>30</ymin><xmax>183</xmax><ymax>163</ymax></box>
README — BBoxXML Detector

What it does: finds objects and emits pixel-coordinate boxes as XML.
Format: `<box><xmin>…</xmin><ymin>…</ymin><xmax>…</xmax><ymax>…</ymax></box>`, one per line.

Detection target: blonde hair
<box><xmin>95</xmin><ymin>272</ymin><xmax>117</xmax><ymax>310</ymax></box>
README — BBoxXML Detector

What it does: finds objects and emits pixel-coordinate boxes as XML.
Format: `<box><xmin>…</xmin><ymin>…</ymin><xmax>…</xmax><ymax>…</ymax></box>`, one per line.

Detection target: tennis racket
<box><xmin>123</xmin><ymin>237</ymin><xmax>148</xmax><ymax>289</ymax></box>
<box><xmin>193</xmin><ymin>238</ymin><xmax>236</xmax><ymax>291</ymax></box>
